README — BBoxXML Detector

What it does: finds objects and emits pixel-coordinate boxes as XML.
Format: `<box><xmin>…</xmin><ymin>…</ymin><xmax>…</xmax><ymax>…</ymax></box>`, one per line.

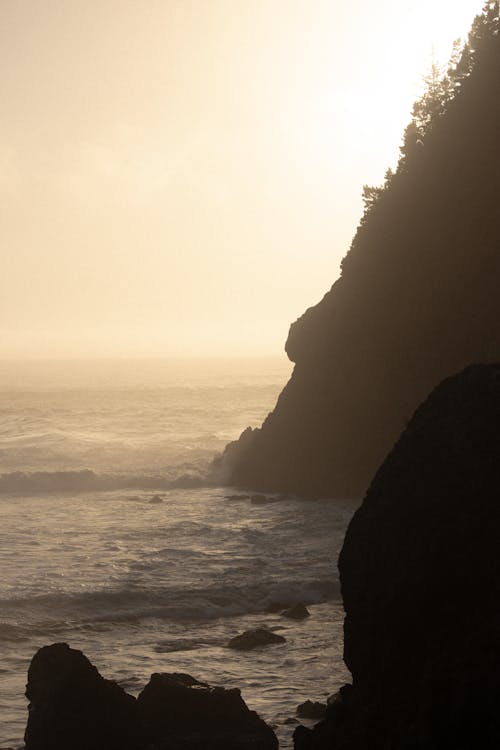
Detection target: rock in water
<box><xmin>24</xmin><ymin>643</ymin><xmax>141</xmax><ymax>750</ymax></box>
<box><xmin>281</xmin><ymin>603</ymin><xmax>310</xmax><ymax>619</ymax></box>
<box><xmin>228</xmin><ymin>627</ymin><xmax>287</xmax><ymax>650</ymax></box>
<box><xmin>149</xmin><ymin>494</ymin><xmax>164</xmax><ymax>504</ymax></box>
<box><xmin>137</xmin><ymin>672</ymin><xmax>278</xmax><ymax>749</ymax></box>
<box><xmin>295</xmin><ymin>364</ymin><xmax>500</xmax><ymax>748</ymax></box>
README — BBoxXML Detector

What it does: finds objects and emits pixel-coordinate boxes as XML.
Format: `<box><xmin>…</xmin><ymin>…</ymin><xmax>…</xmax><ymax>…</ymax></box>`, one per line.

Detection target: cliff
<box><xmin>224</xmin><ymin>4</ymin><xmax>500</xmax><ymax>498</ymax></box>
<box><xmin>295</xmin><ymin>363</ymin><xmax>500</xmax><ymax>748</ymax></box>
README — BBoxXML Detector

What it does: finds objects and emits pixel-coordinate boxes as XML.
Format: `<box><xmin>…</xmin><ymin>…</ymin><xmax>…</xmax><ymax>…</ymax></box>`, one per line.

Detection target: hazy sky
<box><xmin>1</xmin><ymin>0</ymin><xmax>482</xmax><ymax>358</ymax></box>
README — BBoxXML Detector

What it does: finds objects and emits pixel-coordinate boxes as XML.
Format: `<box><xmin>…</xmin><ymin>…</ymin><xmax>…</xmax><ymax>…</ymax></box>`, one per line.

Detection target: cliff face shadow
<box><xmin>296</xmin><ymin>363</ymin><xmax>500</xmax><ymax>749</ymax></box>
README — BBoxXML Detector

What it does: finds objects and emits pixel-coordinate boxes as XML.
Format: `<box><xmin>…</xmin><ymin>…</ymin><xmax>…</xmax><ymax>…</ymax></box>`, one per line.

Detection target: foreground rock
<box><xmin>228</xmin><ymin>627</ymin><xmax>286</xmax><ymax>650</ymax></box>
<box><xmin>138</xmin><ymin>672</ymin><xmax>278</xmax><ymax>749</ymax></box>
<box><xmin>24</xmin><ymin>643</ymin><xmax>140</xmax><ymax>750</ymax></box>
<box><xmin>24</xmin><ymin>643</ymin><xmax>277</xmax><ymax>750</ymax></box>
<box><xmin>295</xmin><ymin>364</ymin><xmax>500</xmax><ymax>748</ymax></box>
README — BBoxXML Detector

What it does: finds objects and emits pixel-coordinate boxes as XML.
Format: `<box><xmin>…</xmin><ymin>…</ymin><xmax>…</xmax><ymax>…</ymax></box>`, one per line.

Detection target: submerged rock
<box><xmin>228</xmin><ymin>627</ymin><xmax>286</xmax><ymax>650</ymax></box>
<box><xmin>250</xmin><ymin>494</ymin><xmax>280</xmax><ymax>505</ymax></box>
<box><xmin>24</xmin><ymin>643</ymin><xmax>141</xmax><ymax>750</ymax></box>
<box><xmin>281</xmin><ymin>603</ymin><xmax>310</xmax><ymax>619</ymax></box>
<box><xmin>250</xmin><ymin>493</ymin><xmax>268</xmax><ymax>504</ymax></box>
<box><xmin>149</xmin><ymin>494</ymin><xmax>164</xmax><ymax>503</ymax></box>
<box><xmin>137</xmin><ymin>671</ymin><xmax>278</xmax><ymax>749</ymax></box>
<box><xmin>148</xmin><ymin>494</ymin><xmax>164</xmax><ymax>503</ymax></box>
<box><xmin>266</xmin><ymin>600</ymin><xmax>292</xmax><ymax>612</ymax></box>
<box><xmin>296</xmin><ymin>364</ymin><xmax>500</xmax><ymax>748</ymax></box>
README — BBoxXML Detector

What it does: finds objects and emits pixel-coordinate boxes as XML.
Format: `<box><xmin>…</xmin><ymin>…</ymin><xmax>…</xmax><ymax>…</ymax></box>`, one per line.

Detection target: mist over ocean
<box><xmin>0</xmin><ymin>358</ymin><xmax>354</xmax><ymax>748</ymax></box>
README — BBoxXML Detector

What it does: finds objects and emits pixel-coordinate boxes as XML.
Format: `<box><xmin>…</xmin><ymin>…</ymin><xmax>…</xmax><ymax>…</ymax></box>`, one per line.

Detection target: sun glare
<box><xmin>0</xmin><ymin>0</ymin><xmax>485</xmax><ymax>359</ymax></box>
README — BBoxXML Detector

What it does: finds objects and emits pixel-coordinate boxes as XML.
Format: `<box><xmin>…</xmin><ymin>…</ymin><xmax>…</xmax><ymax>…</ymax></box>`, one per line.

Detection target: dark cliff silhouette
<box><xmin>294</xmin><ymin>363</ymin><xmax>500</xmax><ymax>748</ymax></box>
<box><xmin>221</xmin><ymin>2</ymin><xmax>500</xmax><ymax>498</ymax></box>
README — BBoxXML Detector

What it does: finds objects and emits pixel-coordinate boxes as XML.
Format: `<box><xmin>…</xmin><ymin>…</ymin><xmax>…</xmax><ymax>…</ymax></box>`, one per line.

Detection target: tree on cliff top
<box><xmin>347</xmin><ymin>0</ymin><xmax>499</xmax><ymax>256</ymax></box>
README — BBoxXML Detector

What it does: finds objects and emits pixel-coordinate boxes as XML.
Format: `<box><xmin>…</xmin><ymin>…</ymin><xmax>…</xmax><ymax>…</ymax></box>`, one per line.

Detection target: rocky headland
<box><xmin>219</xmin><ymin>9</ymin><xmax>500</xmax><ymax>499</ymax></box>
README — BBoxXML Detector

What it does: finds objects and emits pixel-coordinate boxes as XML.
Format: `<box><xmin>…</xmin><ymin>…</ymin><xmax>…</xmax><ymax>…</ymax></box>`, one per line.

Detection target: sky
<box><xmin>0</xmin><ymin>0</ymin><xmax>483</xmax><ymax>359</ymax></box>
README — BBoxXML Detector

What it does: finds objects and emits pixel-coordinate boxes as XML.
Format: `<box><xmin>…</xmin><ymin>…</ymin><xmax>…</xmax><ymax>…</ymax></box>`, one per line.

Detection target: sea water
<box><xmin>0</xmin><ymin>358</ymin><xmax>356</xmax><ymax>748</ymax></box>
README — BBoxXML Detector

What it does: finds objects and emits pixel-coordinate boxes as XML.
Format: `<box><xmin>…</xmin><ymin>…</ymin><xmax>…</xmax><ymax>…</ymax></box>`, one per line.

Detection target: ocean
<box><xmin>0</xmin><ymin>357</ymin><xmax>356</xmax><ymax>748</ymax></box>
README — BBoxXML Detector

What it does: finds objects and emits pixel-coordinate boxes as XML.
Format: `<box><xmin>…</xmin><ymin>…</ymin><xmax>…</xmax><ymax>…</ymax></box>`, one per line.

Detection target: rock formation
<box><xmin>281</xmin><ymin>603</ymin><xmax>311</xmax><ymax>620</ymax></box>
<box><xmin>221</xmin><ymin>7</ymin><xmax>500</xmax><ymax>498</ymax></box>
<box><xmin>24</xmin><ymin>643</ymin><xmax>278</xmax><ymax>750</ymax></box>
<box><xmin>296</xmin><ymin>700</ymin><xmax>326</xmax><ymax>720</ymax></box>
<box><xmin>228</xmin><ymin>627</ymin><xmax>287</xmax><ymax>650</ymax></box>
<box><xmin>24</xmin><ymin>642</ymin><xmax>140</xmax><ymax>750</ymax></box>
<box><xmin>137</xmin><ymin>671</ymin><xmax>278</xmax><ymax>749</ymax></box>
<box><xmin>295</xmin><ymin>363</ymin><xmax>500</xmax><ymax>748</ymax></box>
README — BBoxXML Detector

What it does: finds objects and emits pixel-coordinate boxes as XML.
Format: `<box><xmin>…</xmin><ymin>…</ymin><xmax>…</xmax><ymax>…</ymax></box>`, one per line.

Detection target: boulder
<box><xmin>296</xmin><ymin>700</ymin><xmax>326</xmax><ymax>719</ymax></box>
<box><xmin>24</xmin><ymin>643</ymin><xmax>141</xmax><ymax>750</ymax></box>
<box><xmin>137</xmin><ymin>671</ymin><xmax>278</xmax><ymax>749</ymax></box>
<box><xmin>149</xmin><ymin>494</ymin><xmax>164</xmax><ymax>503</ymax></box>
<box><xmin>228</xmin><ymin>627</ymin><xmax>286</xmax><ymax>650</ymax></box>
<box><xmin>293</xmin><ymin>686</ymin><xmax>352</xmax><ymax>749</ymax></box>
<box><xmin>295</xmin><ymin>364</ymin><xmax>500</xmax><ymax>748</ymax></box>
<box><xmin>281</xmin><ymin>603</ymin><xmax>310</xmax><ymax>620</ymax></box>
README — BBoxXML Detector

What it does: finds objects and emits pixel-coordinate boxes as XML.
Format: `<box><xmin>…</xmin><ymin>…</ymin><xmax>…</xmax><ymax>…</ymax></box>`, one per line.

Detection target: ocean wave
<box><xmin>0</xmin><ymin>578</ymin><xmax>340</xmax><ymax>641</ymax></box>
<box><xmin>0</xmin><ymin>468</ymin><xmax>213</xmax><ymax>494</ymax></box>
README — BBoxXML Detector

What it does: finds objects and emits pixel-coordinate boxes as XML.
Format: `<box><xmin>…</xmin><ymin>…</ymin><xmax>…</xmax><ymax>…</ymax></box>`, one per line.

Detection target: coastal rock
<box><xmin>296</xmin><ymin>364</ymin><xmax>500</xmax><ymax>748</ymax></box>
<box><xmin>222</xmin><ymin>25</ymin><xmax>500</xmax><ymax>499</ymax></box>
<box><xmin>149</xmin><ymin>494</ymin><xmax>164</xmax><ymax>503</ymax></box>
<box><xmin>137</xmin><ymin>671</ymin><xmax>278</xmax><ymax>749</ymax></box>
<box><xmin>296</xmin><ymin>700</ymin><xmax>326</xmax><ymax>719</ymax></box>
<box><xmin>228</xmin><ymin>627</ymin><xmax>286</xmax><ymax>650</ymax></box>
<box><xmin>23</xmin><ymin>646</ymin><xmax>278</xmax><ymax>750</ymax></box>
<box><xmin>250</xmin><ymin>493</ymin><xmax>268</xmax><ymax>504</ymax></box>
<box><xmin>212</xmin><ymin>426</ymin><xmax>257</xmax><ymax>484</ymax></box>
<box><xmin>281</xmin><ymin>603</ymin><xmax>310</xmax><ymax>619</ymax></box>
<box><xmin>24</xmin><ymin>642</ymin><xmax>141</xmax><ymax>750</ymax></box>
